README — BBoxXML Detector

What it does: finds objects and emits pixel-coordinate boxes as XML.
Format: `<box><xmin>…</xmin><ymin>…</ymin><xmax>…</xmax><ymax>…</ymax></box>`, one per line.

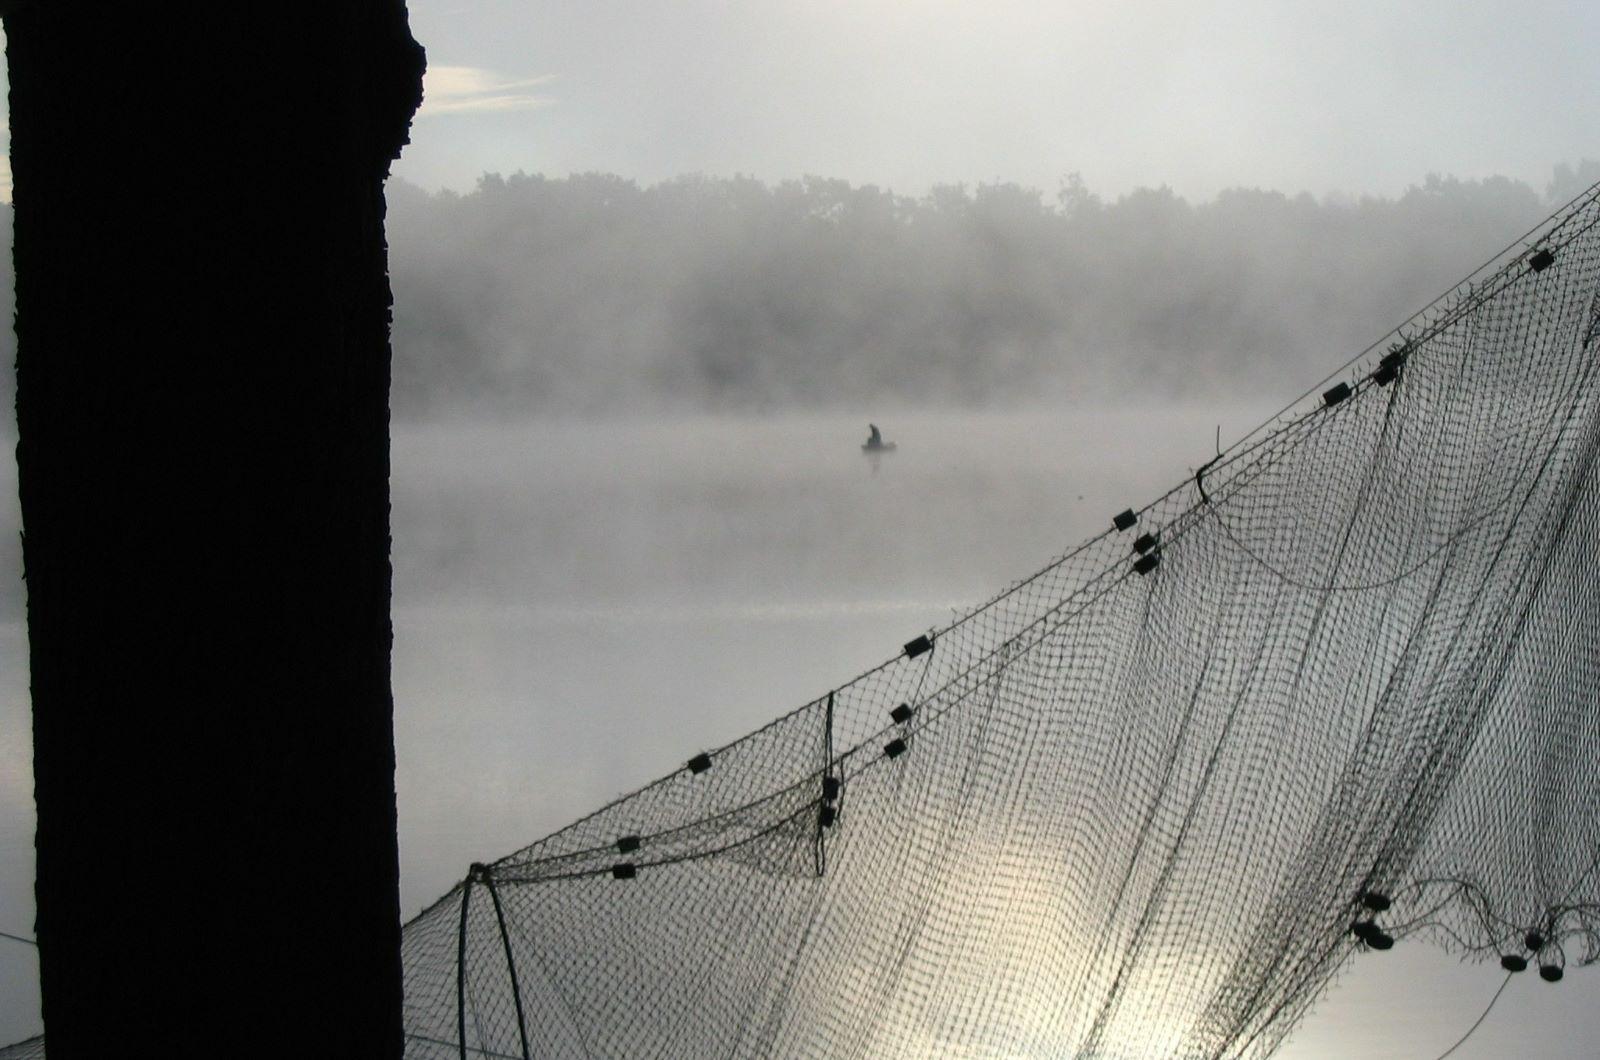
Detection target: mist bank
<box><xmin>0</xmin><ymin>164</ymin><xmax>1594</xmax><ymax>426</ymax></box>
<box><xmin>386</xmin><ymin>162</ymin><xmax>1600</xmax><ymax>418</ymax></box>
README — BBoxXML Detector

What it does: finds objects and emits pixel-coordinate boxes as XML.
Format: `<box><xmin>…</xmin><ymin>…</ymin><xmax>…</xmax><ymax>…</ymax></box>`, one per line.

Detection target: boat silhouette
<box><xmin>862</xmin><ymin>423</ymin><xmax>896</xmax><ymax>452</ymax></box>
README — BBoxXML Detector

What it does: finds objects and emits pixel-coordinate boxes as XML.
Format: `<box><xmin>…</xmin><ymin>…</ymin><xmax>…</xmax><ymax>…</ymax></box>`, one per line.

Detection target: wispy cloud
<box><xmin>419</xmin><ymin>66</ymin><xmax>555</xmax><ymax>117</ymax></box>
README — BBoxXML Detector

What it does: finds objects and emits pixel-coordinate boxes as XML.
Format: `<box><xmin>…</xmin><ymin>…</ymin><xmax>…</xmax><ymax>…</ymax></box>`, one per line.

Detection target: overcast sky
<box><xmin>395</xmin><ymin>0</ymin><xmax>1600</xmax><ymax>201</ymax></box>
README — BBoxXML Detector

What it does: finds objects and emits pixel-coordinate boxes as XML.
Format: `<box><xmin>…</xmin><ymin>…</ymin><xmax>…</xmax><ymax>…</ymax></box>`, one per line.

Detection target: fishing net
<box><xmin>390</xmin><ymin>186</ymin><xmax>1600</xmax><ymax>1059</ymax></box>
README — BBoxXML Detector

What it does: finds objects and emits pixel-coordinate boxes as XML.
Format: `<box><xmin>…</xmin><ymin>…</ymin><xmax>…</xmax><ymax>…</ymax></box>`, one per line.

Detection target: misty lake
<box><xmin>3</xmin><ymin>406</ymin><xmax>1598</xmax><ymax>1054</ymax></box>
<box><xmin>386</xmin><ymin>407</ymin><xmax>1257</xmax><ymax>910</ymax></box>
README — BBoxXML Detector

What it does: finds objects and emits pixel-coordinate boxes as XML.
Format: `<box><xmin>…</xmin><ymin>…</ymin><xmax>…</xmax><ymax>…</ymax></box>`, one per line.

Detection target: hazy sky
<box><xmin>395</xmin><ymin>0</ymin><xmax>1600</xmax><ymax>200</ymax></box>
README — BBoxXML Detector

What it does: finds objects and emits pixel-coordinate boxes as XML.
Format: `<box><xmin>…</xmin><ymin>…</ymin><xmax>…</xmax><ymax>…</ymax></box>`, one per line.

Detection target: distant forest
<box><xmin>383</xmin><ymin>161</ymin><xmax>1600</xmax><ymax>416</ymax></box>
<box><xmin>1</xmin><ymin>164</ymin><xmax>1598</xmax><ymax>422</ymax></box>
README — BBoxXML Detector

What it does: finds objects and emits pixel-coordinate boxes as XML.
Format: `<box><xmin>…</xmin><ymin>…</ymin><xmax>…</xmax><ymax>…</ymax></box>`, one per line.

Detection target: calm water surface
<box><xmin>1</xmin><ymin>407</ymin><xmax>1596</xmax><ymax>1054</ymax></box>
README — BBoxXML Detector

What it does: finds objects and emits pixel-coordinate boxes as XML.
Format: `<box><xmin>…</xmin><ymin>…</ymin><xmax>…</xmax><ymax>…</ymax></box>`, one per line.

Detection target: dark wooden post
<box><xmin>9</xmin><ymin>4</ymin><xmax>423</xmax><ymax>1055</ymax></box>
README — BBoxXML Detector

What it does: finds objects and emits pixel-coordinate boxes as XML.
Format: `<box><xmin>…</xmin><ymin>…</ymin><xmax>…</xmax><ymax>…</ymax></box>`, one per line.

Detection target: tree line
<box><xmin>2</xmin><ymin>163</ymin><xmax>1597</xmax><ymax>424</ymax></box>
<box><xmin>382</xmin><ymin>162</ymin><xmax>1599</xmax><ymax>417</ymax></box>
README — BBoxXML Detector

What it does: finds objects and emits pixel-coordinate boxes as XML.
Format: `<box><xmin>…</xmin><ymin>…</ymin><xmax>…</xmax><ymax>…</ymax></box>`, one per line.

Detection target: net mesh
<box><xmin>394</xmin><ymin>184</ymin><xmax>1600</xmax><ymax>1059</ymax></box>
<box><xmin>8</xmin><ymin>188</ymin><xmax>1600</xmax><ymax>1060</ymax></box>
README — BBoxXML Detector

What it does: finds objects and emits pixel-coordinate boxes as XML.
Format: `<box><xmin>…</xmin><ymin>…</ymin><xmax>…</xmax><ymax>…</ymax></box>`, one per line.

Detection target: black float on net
<box><xmin>1372</xmin><ymin>342</ymin><xmax>1409</xmax><ymax>386</ymax></box>
<box><xmin>1350</xmin><ymin>920</ymin><xmax>1393</xmax><ymax>950</ymax></box>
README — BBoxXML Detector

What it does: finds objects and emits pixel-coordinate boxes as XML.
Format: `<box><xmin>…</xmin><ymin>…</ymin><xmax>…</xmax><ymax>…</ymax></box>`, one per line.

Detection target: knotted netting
<box><xmin>393</xmin><ymin>184</ymin><xmax>1600</xmax><ymax>1059</ymax></box>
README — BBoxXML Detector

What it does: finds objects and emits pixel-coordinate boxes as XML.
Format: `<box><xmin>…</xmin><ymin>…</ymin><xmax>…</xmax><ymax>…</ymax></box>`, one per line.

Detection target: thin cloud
<box><xmin>419</xmin><ymin>65</ymin><xmax>555</xmax><ymax>117</ymax></box>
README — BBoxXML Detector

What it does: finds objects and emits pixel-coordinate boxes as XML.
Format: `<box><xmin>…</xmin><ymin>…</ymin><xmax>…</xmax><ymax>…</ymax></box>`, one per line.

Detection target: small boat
<box><xmin>862</xmin><ymin>423</ymin><xmax>896</xmax><ymax>453</ymax></box>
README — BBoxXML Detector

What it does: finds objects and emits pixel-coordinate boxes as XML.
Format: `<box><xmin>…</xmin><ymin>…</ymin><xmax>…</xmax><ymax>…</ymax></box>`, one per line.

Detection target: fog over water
<box><xmin>5</xmin><ymin>170</ymin><xmax>1600</xmax><ymax>1053</ymax></box>
<box><xmin>382</xmin><ymin>165</ymin><xmax>1600</xmax><ymax>419</ymax></box>
<box><xmin>388</xmin><ymin>406</ymin><xmax>1266</xmax><ymax>911</ymax></box>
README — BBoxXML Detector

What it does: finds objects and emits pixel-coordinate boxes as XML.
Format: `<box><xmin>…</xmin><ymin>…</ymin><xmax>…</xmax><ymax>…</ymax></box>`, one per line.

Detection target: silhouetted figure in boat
<box><xmin>863</xmin><ymin>423</ymin><xmax>897</xmax><ymax>453</ymax></box>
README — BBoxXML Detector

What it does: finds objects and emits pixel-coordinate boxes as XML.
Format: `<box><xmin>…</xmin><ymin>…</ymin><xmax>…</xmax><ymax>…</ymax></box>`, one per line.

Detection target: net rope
<box><xmin>392</xmin><ymin>183</ymin><xmax>1600</xmax><ymax>1059</ymax></box>
<box><xmin>8</xmin><ymin>186</ymin><xmax>1600</xmax><ymax>1060</ymax></box>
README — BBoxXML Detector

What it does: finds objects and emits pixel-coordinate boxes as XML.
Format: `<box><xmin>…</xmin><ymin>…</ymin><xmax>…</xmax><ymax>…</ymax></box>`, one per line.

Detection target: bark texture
<box><xmin>10</xmin><ymin>5</ymin><xmax>423</xmax><ymax>1055</ymax></box>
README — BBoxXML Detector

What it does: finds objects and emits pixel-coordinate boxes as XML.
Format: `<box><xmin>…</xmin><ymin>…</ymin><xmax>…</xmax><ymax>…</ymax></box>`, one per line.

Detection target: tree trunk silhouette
<box><xmin>9</xmin><ymin>5</ymin><xmax>423</xmax><ymax>1055</ymax></box>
